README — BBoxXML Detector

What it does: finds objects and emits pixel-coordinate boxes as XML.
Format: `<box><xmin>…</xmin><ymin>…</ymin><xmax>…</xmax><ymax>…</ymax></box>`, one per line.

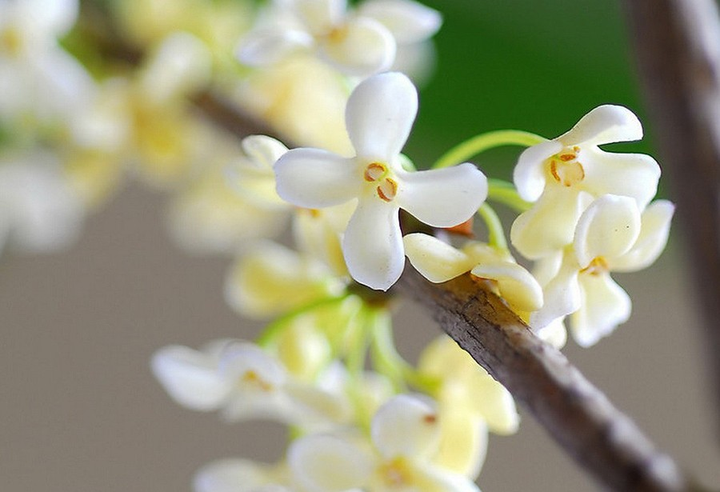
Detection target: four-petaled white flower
<box><xmin>531</xmin><ymin>194</ymin><xmax>675</xmax><ymax>347</ymax></box>
<box><xmin>288</xmin><ymin>394</ymin><xmax>481</xmax><ymax>492</ymax></box>
<box><xmin>238</xmin><ymin>0</ymin><xmax>441</xmax><ymax>77</ymax></box>
<box><xmin>275</xmin><ymin>72</ymin><xmax>488</xmax><ymax>290</ymax></box>
<box><xmin>511</xmin><ymin>105</ymin><xmax>661</xmax><ymax>259</ymax></box>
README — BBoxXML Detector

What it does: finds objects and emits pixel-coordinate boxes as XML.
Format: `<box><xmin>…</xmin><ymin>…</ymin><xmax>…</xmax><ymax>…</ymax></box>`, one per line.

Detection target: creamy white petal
<box><xmin>573</xmin><ymin>195</ymin><xmax>641</xmax><ymax>268</ymax></box>
<box><xmin>513</xmin><ymin>140</ymin><xmax>561</xmax><ymax>202</ymax></box>
<box><xmin>320</xmin><ymin>17</ymin><xmax>395</xmax><ymax>76</ymax></box>
<box><xmin>403</xmin><ymin>233</ymin><xmax>475</xmax><ymax>282</ymax></box>
<box><xmin>358</xmin><ymin>0</ymin><xmax>442</xmax><ymax>43</ymax></box>
<box><xmin>571</xmin><ymin>273</ymin><xmax>631</xmax><ymax>347</ymax></box>
<box><xmin>194</xmin><ymin>459</ymin><xmax>277</xmax><ymax>492</ymax></box>
<box><xmin>530</xmin><ymin>254</ymin><xmax>582</xmax><ymax>330</ymax></box>
<box><xmin>289</xmin><ymin>434</ymin><xmax>373</xmax><ymax>492</ymax></box>
<box><xmin>342</xmin><ymin>198</ymin><xmax>404</xmax><ymax>290</ymax></box>
<box><xmin>462</xmin><ymin>374</ymin><xmax>520</xmax><ymax>436</ymax></box>
<box><xmin>557</xmin><ymin>105</ymin><xmax>643</xmax><ymax>147</ymax></box>
<box><xmin>397</xmin><ymin>163</ymin><xmax>487</xmax><ymax>227</ymax></box>
<box><xmin>611</xmin><ymin>200</ymin><xmax>675</xmax><ymax>272</ymax></box>
<box><xmin>372</xmin><ymin>394</ymin><xmax>440</xmax><ymax>461</ymax></box>
<box><xmin>18</xmin><ymin>0</ymin><xmax>78</xmax><ymax>39</ymax></box>
<box><xmin>471</xmin><ymin>261</ymin><xmax>543</xmax><ymax>313</ymax></box>
<box><xmin>581</xmin><ymin>148</ymin><xmax>661</xmax><ymax>209</ymax></box>
<box><xmin>510</xmin><ymin>188</ymin><xmax>590</xmax><ymax>260</ymax></box>
<box><xmin>242</xmin><ymin>135</ymin><xmax>290</xmax><ymax>170</ymax></box>
<box><xmin>219</xmin><ymin>343</ymin><xmax>287</xmax><ymax>390</ymax></box>
<box><xmin>294</xmin><ymin>0</ymin><xmax>346</xmax><ymax>34</ymax></box>
<box><xmin>151</xmin><ymin>345</ymin><xmax>231</xmax><ymax>411</ymax></box>
<box><xmin>238</xmin><ymin>29</ymin><xmax>314</xmax><ymax>66</ymax></box>
<box><xmin>275</xmin><ymin>149</ymin><xmax>361</xmax><ymax>208</ymax></box>
<box><xmin>345</xmin><ymin>72</ymin><xmax>417</xmax><ymax>162</ymax></box>
<box><xmin>537</xmin><ymin>318</ymin><xmax>568</xmax><ymax>349</ymax></box>
<box><xmin>434</xmin><ymin>409</ymin><xmax>487</xmax><ymax>479</ymax></box>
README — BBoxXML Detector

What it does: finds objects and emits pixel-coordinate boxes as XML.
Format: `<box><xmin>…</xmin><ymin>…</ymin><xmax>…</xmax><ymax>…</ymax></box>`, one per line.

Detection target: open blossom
<box><xmin>152</xmin><ymin>340</ymin><xmax>348</xmax><ymax>426</ymax></box>
<box><xmin>275</xmin><ymin>72</ymin><xmax>488</xmax><ymax>290</ymax></box>
<box><xmin>531</xmin><ymin>195</ymin><xmax>674</xmax><ymax>347</ymax></box>
<box><xmin>511</xmin><ymin>105</ymin><xmax>661</xmax><ymax>259</ymax></box>
<box><xmin>238</xmin><ymin>0</ymin><xmax>440</xmax><ymax>77</ymax></box>
<box><xmin>288</xmin><ymin>394</ymin><xmax>481</xmax><ymax>492</ymax></box>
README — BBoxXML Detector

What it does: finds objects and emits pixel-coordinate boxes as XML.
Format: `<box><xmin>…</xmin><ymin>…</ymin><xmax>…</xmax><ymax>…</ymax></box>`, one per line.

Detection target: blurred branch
<box><xmin>624</xmin><ymin>0</ymin><xmax>720</xmax><ymax>431</ymax></box>
<box><xmin>395</xmin><ymin>270</ymin><xmax>687</xmax><ymax>492</ymax></box>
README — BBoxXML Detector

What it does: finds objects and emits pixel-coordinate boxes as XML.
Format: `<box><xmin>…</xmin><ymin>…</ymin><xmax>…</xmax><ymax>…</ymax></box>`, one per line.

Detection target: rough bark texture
<box><xmin>624</xmin><ymin>0</ymin><xmax>720</xmax><ymax>425</ymax></box>
<box><xmin>396</xmin><ymin>269</ymin><xmax>687</xmax><ymax>492</ymax></box>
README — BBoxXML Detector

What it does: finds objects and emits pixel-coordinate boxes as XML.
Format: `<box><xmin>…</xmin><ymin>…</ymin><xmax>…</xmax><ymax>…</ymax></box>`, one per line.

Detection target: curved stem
<box><xmin>433</xmin><ymin>130</ymin><xmax>546</xmax><ymax>169</ymax></box>
<box><xmin>487</xmin><ymin>178</ymin><xmax>533</xmax><ymax>212</ymax></box>
<box><xmin>477</xmin><ymin>203</ymin><xmax>508</xmax><ymax>250</ymax></box>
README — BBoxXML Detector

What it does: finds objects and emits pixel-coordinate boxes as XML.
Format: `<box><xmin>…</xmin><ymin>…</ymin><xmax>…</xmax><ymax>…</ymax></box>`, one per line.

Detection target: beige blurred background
<box><xmin>1</xmin><ymin>182</ymin><xmax>719</xmax><ymax>491</ymax></box>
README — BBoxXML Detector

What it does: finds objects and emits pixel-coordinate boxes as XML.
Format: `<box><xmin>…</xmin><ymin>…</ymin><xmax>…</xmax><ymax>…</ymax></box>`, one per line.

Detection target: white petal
<box><xmin>345</xmin><ymin>72</ymin><xmax>417</xmax><ymax>162</ymax></box>
<box><xmin>434</xmin><ymin>409</ymin><xmax>487</xmax><ymax>479</ymax></box>
<box><xmin>397</xmin><ymin>163</ymin><xmax>487</xmax><ymax>227</ymax></box>
<box><xmin>275</xmin><ymin>149</ymin><xmax>361</xmax><ymax>208</ymax></box>
<box><xmin>611</xmin><ymin>200</ymin><xmax>675</xmax><ymax>272</ymax></box>
<box><xmin>238</xmin><ymin>29</ymin><xmax>314</xmax><ymax>66</ymax></box>
<box><xmin>18</xmin><ymin>0</ymin><xmax>78</xmax><ymax>38</ymax></box>
<box><xmin>573</xmin><ymin>195</ymin><xmax>641</xmax><ymax>268</ymax></box>
<box><xmin>581</xmin><ymin>148</ymin><xmax>660</xmax><ymax>209</ymax></box>
<box><xmin>151</xmin><ymin>345</ymin><xmax>230</xmax><ymax>411</ymax></box>
<box><xmin>320</xmin><ymin>17</ymin><xmax>395</xmax><ymax>76</ymax></box>
<box><xmin>294</xmin><ymin>0</ymin><xmax>347</xmax><ymax>34</ymax></box>
<box><xmin>359</xmin><ymin>0</ymin><xmax>442</xmax><ymax>44</ymax></box>
<box><xmin>537</xmin><ymin>318</ymin><xmax>568</xmax><ymax>349</ymax></box>
<box><xmin>471</xmin><ymin>261</ymin><xmax>544</xmax><ymax>313</ymax></box>
<box><xmin>513</xmin><ymin>140</ymin><xmax>561</xmax><ymax>202</ymax></box>
<box><xmin>342</xmin><ymin>198</ymin><xmax>404</xmax><ymax>290</ymax></box>
<box><xmin>242</xmin><ymin>135</ymin><xmax>290</xmax><ymax>170</ymax></box>
<box><xmin>403</xmin><ymin>233</ymin><xmax>475</xmax><ymax>283</ymax></box>
<box><xmin>571</xmin><ymin>273</ymin><xmax>631</xmax><ymax>347</ymax></box>
<box><xmin>530</xmin><ymin>254</ymin><xmax>582</xmax><ymax>330</ymax></box>
<box><xmin>558</xmin><ymin>105</ymin><xmax>643</xmax><ymax>147</ymax></box>
<box><xmin>372</xmin><ymin>394</ymin><xmax>440</xmax><ymax>461</ymax></box>
<box><xmin>219</xmin><ymin>343</ymin><xmax>287</xmax><ymax>390</ymax></box>
<box><xmin>510</xmin><ymin>188</ymin><xmax>590</xmax><ymax>260</ymax></box>
<box><xmin>289</xmin><ymin>434</ymin><xmax>373</xmax><ymax>492</ymax></box>
<box><xmin>194</xmin><ymin>459</ymin><xmax>277</xmax><ymax>492</ymax></box>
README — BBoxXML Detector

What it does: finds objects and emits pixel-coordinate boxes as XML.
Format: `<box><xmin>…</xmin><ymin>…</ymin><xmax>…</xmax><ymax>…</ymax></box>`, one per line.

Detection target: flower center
<box><xmin>378</xmin><ymin>457</ymin><xmax>413</xmax><ymax>488</ymax></box>
<box><xmin>364</xmin><ymin>162</ymin><xmax>398</xmax><ymax>202</ymax></box>
<box><xmin>240</xmin><ymin>370</ymin><xmax>273</xmax><ymax>391</ymax></box>
<box><xmin>580</xmin><ymin>257</ymin><xmax>609</xmax><ymax>276</ymax></box>
<box><xmin>0</xmin><ymin>27</ymin><xmax>23</xmax><ymax>57</ymax></box>
<box><xmin>548</xmin><ymin>146</ymin><xmax>585</xmax><ymax>187</ymax></box>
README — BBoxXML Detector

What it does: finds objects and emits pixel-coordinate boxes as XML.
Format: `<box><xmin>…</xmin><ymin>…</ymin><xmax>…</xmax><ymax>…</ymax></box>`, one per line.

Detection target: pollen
<box><xmin>377</xmin><ymin>178</ymin><xmax>398</xmax><ymax>202</ymax></box>
<box><xmin>549</xmin><ymin>153</ymin><xmax>585</xmax><ymax>187</ymax></box>
<box><xmin>580</xmin><ymin>257</ymin><xmax>609</xmax><ymax>276</ymax></box>
<box><xmin>240</xmin><ymin>370</ymin><xmax>273</xmax><ymax>391</ymax></box>
<box><xmin>364</xmin><ymin>162</ymin><xmax>387</xmax><ymax>182</ymax></box>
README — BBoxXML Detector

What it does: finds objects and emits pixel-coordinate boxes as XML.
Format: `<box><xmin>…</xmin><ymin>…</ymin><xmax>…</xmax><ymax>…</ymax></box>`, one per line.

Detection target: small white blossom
<box><xmin>531</xmin><ymin>195</ymin><xmax>674</xmax><ymax>346</ymax></box>
<box><xmin>511</xmin><ymin>105</ymin><xmax>661</xmax><ymax>259</ymax></box>
<box><xmin>238</xmin><ymin>0</ymin><xmax>440</xmax><ymax>77</ymax></box>
<box><xmin>275</xmin><ymin>72</ymin><xmax>488</xmax><ymax>290</ymax></box>
<box><xmin>194</xmin><ymin>458</ymin><xmax>290</xmax><ymax>492</ymax></box>
<box><xmin>288</xmin><ymin>394</ymin><xmax>481</xmax><ymax>492</ymax></box>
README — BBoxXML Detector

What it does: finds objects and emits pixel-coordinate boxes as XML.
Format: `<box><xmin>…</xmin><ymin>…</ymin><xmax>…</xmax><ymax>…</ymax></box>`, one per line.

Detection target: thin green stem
<box><xmin>487</xmin><ymin>178</ymin><xmax>533</xmax><ymax>212</ymax></box>
<box><xmin>256</xmin><ymin>294</ymin><xmax>350</xmax><ymax>348</ymax></box>
<box><xmin>432</xmin><ymin>130</ymin><xmax>546</xmax><ymax>169</ymax></box>
<box><xmin>478</xmin><ymin>203</ymin><xmax>508</xmax><ymax>251</ymax></box>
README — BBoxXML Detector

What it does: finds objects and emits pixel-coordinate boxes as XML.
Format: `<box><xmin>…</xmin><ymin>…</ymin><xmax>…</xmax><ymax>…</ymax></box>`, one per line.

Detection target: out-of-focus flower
<box><xmin>275</xmin><ymin>72</ymin><xmax>487</xmax><ymax>290</ymax></box>
<box><xmin>288</xmin><ymin>394</ymin><xmax>482</xmax><ymax>492</ymax></box>
<box><xmin>194</xmin><ymin>458</ymin><xmax>290</xmax><ymax>492</ymax></box>
<box><xmin>531</xmin><ymin>194</ymin><xmax>674</xmax><ymax>346</ymax></box>
<box><xmin>152</xmin><ymin>340</ymin><xmax>348</xmax><ymax>426</ymax></box>
<box><xmin>511</xmin><ymin>105</ymin><xmax>661</xmax><ymax>259</ymax></box>
<box><xmin>0</xmin><ymin>153</ymin><xmax>84</xmax><ymax>255</ymax></box>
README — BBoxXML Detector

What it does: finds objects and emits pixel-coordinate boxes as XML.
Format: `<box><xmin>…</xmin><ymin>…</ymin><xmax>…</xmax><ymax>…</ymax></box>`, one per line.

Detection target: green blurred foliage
<box><xmin>406</xmin><ymin>0</ymin><xmax>651</xmax><ymax>176</ymax></box>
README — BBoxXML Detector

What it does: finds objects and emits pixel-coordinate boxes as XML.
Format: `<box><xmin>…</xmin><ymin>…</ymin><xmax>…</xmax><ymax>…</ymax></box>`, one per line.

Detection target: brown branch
<box><xmin>396</xmin><ymin>269</ymin><xmax>687</xmax><ymax>492</ymax></box>
<box><xmin>623</xmin><ymin>0</ymin><xmax>720</xmax><ymax>431</ymax></box>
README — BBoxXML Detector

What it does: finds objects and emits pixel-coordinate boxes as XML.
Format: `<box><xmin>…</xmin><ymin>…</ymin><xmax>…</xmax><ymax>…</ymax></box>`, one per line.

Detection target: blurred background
<box><xmin>2</xmin><ymin>0</ymin><xmax>720</xmax><ymax>490</ymax></box>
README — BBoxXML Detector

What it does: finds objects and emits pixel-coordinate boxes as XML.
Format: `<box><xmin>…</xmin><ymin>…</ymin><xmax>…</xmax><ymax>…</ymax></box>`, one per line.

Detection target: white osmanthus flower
<box><xmin>403</xmin><ymin>233</ymin><xmax>543</xmax><ymax>316</ymax></box>
<box><xmin>238</xmin><ymin>0</ymin><xmax>440</xmax><ymax>77</ymax></box>
<box><xmin>0</xmin><ymin>153</ymin><xmax>85</xmax><ymax>255</ymax></box>
<box><xmin>531</xmin><ymin>194</ymin><xmax>675</xmax><ymax>347</ymax></box>
<box><xmin>151</xmin><ymin>340</ymin><xmax>349</xmax><ymax>426</ymax></box>
<box><xmin>0</xmin><ymin>0</ymin><xmax>94</xmax><ymax>125</ymax></box>
<box><xmin>275</xmin><ymin>72</ymin><xmax>488</xmax><ymax>290</ymax></box>
<box><xmin>511</xmin><ymin>105</ymin><xmax>661</xmax><ymax>259</ymax></box>
<box><xmin>194</xmin><ymin>458</ymin><xmax>290</xmax><ymax>492</ymax></box>
<box><xmin>288</xmin><ymin>394</ymin><xmax>481</xmax><ymax>492</ymax></box>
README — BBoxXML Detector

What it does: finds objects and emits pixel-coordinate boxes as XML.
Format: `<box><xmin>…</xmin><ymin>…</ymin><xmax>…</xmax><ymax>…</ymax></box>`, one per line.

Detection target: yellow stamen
<box><xmin>580</xmin><ymin>257</ymin><xmax>609</xmax><ymax>276</ymax></box>
<box><xmin>377</xmin><ymin>178</ymin><xmax>398</xmax><ymax>202</ymax></box>
<box><xmin>241</xmin><ymin>370</ymin><xmax>273</xmax><ymax>391</ymax></box>
<box><xmin>378</xmin><ymin>457</ymin><xmax>413</xmax><ymax>487</ymax></box>
<box><xmin>549</xmin><ymin>149</ymin><xmax>585</xmax><ymax>187</ymax></box>
<box><xmin>1</xmin><ymin>27</ymin><xmax>23</xmax><ymax>56</ymax></box>
<box><xmin>364</xmin><ymin>162</ymin><xmax>387</xmax><ymax>182</ymax></box>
